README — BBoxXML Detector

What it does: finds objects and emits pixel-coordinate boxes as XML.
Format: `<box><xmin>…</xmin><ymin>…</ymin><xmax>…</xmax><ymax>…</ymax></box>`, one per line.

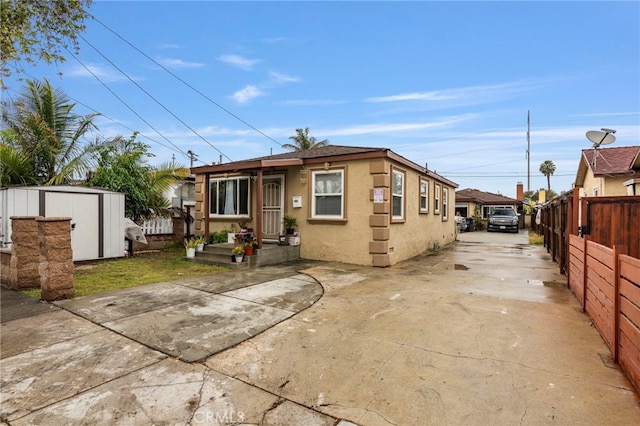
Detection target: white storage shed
<box><xmin>0</xmin><ymin>186</ymin><xmax>125</xmax><ymax>261</ymax></box>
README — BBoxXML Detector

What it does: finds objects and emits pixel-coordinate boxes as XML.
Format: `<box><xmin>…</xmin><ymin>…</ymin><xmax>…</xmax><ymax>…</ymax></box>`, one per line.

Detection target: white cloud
<box><xmin>269</xmin><ymin>71</ymin><xmax>300</xmax><ymax>83</ymax></box>
<box><xmin>323</xmin><ymin>114</ymin><xmax>476</xmax><ymax>137</ymax></box>
<box><xmin>262</xmin><ymin>37</ymin><xmax>287</xmax><ymax>43</ymax></box>
<box><xmin>156</xmin><ymin>57</ymin><xmax>205</xmax><ymax>69</ymax></box>
<box><xmin>218</xmin><ymin>54</ymin><xmax>260</xmax><ymax>70</ymax></box>
<box><xmin>280</xmin><ymin>99</ymin><xmax>347</xmax><ymax>106</ymax></box>
<box><xmin>158</xmin><ymin>43</ymin><xmax>180</xmax><ymax>49</ymax></box>
<box><xmin>67</xmin><ymin>63</ymin><xmax>133</xmax><ymax>82</ymax></box>
<box><xmin>232</xmin><ymin>85</ymin><xmax>265</xmax><ymax>104</ymax></box>
<box><xmin>366</xmin><ymin>80</ymin><xmax>547</xmax><ymax>106</ymax></box>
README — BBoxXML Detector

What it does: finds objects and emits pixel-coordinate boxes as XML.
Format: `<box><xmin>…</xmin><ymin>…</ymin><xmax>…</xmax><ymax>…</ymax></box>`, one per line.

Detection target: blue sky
<box><xmin>4</xmin><ymin>0</ymin><xmax>639</xmax><ymax>198</ymax></box>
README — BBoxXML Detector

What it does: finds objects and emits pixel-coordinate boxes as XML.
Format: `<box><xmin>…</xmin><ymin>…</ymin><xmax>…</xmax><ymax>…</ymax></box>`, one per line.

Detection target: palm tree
<box><xmin>539</xmin><ymin>160</ymin><xmax>556</xmax><ymax>192</ymax></box>
<box><xmin>147</xmin><ymin>160</ymin><xmax>190</xmax><ymax>218</ymax></box>
<box><xmin>0</xmin><ymin>135</ymin><xmax>38</xmax><ymax>186</ymax></box>
<box><xmin>1</xmin><ymin>78</ymin><xmax>98</xmax><ymax>185</ymax></box>
<box><xmin>282</xmin><ymin>127</ymin><xmax>329</xmax><ymax>151</ymax></box>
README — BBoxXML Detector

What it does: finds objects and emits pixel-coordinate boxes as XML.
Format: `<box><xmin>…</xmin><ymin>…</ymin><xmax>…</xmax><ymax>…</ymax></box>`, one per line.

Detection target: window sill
<box><xmin>307</xmin><ymin>218</ymin><xmax>347</xmax><ymax>225</ymax></box>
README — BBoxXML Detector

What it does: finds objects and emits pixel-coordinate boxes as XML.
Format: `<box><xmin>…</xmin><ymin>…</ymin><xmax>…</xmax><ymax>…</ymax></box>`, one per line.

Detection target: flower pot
<box><xmin>186</xmin><ymin>247</ymin><xmax>196</xmax><ymax>258</ymax></box>
<box><xmin>196</xmin><ymin>243</ymin><xmax>204</xmax><ymax>252</ymax></box>
<box><xmin>244</xmin><ymin>246</ymin><xmax>254</xmax><ymax>256</ymax></box>
<box><xmin>234</xmin><ymin>254</ymin><xmax>244</xmax><ymax>263</ymax></box>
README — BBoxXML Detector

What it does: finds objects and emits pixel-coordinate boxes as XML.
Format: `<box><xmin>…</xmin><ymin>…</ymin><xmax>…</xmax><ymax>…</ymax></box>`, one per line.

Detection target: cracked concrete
<box><xmin>2</xmin><ymin>232</ymin><xmax>640</xmax><ymax>425</ymax></box>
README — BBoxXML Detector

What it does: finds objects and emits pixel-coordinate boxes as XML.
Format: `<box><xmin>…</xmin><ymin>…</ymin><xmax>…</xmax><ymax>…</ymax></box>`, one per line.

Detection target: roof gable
<box><xmin>575</xmin><ymin>145</ymin><xmax>640</xmax><ymax>186</ymax></box>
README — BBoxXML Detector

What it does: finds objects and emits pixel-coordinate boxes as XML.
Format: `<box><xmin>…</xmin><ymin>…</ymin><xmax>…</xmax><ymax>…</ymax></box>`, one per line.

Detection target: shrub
<box><xmin>209</xmin><ymin>229</ymin><xmax>229</xmax><ymax>244</ymax></box>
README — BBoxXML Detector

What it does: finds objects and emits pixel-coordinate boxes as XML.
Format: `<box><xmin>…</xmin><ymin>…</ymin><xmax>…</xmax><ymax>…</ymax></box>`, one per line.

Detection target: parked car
<box><xmin>487</xmin><ymin>208</ymin><xmax>519</xmax><ymax>233</ymax></box>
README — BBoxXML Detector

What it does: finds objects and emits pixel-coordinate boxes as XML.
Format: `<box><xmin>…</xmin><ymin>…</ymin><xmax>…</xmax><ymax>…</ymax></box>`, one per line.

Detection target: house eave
<box><xmin>190</xmin><ymin>148</ymin><xmax>458</xmax><ymax>188</ymax></box>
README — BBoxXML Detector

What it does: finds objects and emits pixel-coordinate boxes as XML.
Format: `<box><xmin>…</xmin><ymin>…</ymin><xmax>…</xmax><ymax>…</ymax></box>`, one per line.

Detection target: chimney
<box><xmin>516</xmin><ymin>182</ymin><xmax>524</xmax><ymax>201</ymax></box>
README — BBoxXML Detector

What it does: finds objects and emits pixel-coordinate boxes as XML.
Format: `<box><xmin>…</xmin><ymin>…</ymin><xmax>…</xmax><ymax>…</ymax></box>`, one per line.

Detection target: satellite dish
<box><xmin>586</xmin><ymin>130</ymin><xmax>616</xmax><ymax>148</ymax></box>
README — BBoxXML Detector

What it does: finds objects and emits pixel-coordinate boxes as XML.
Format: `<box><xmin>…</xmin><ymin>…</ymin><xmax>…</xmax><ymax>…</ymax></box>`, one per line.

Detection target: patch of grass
<box><xmin>529</xmin><ymin>229</ymin><xmax>544</xmax><ymax>245</ymax></box>
<box><xmin>21</xmin><ymin>245</ymin><xmax>229</xmax><ymax>300</ymax></box>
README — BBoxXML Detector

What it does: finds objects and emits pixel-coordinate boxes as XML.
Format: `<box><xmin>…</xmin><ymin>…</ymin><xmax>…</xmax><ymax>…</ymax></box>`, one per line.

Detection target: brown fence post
<box><xmin>582</xmin><ymin>237</ymin><xmax>589</xmax><ymax>313</ymax></box>
<box><xmin>613</xmin><ymin>244</ymin><xmax>628</xmax><ymax>363</ymax></box>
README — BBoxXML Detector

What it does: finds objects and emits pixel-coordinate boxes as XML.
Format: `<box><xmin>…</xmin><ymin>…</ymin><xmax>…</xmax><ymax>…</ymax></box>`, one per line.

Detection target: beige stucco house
<box><xmin>190</xmin><ymin>145</ymin><xmax>458</xmax><ymax>266</ymax></box>
<box><xmin>574</xmin><ymin>146</ymin><xmax>640</xmax><ymax>197</ymax></box>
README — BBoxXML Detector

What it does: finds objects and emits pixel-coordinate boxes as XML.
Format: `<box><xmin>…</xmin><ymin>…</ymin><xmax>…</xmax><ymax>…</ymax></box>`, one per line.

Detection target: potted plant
<box><xmin>231</xmin><ymin>245</ymin><xmax>244</xmax><ymax>262</ymax></box>
<box><xmin>184</xmin><ymin>238</ymin><xmax>198</xmax><ymax>258</ymax></box>
<box><xmin>243</xmin><ymin>236</ymin><xmax>257</xmax><ymax>256</ymax></box>
<box><xmin>283</xmin><ymin>214</ymin><xmax>297</xmax><ymax>235</ymax></box>
<box><xmin>195</xmin><ymin>235</ymin><xmax>205</xmax><ymax>252</ymax></box>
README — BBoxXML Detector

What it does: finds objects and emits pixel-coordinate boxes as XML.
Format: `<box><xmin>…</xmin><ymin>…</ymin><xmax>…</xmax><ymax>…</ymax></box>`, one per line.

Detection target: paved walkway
<box><xmin>1</xmin><ymin>231</ymin><xmax>639</xmax><ymax>425</ymax></box>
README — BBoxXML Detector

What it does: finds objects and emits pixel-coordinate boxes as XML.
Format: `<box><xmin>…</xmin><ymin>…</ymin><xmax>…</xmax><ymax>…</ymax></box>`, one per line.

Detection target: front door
<box><xmin>262</xmin><ymin>176</ymin><xmax>284</xmax><ymax>241</ymax></box>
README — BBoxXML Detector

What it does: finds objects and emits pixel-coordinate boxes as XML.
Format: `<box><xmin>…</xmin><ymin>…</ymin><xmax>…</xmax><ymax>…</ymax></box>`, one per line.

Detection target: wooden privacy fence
<box><xmin>568</xmin><ymin>234</ymin><xmax>640</xmax><ymax>394</ymax></box>
<box><xmin>541</xmin><ymin>194</ymin><xmax>640</xmax><ymax>274</ymax></box>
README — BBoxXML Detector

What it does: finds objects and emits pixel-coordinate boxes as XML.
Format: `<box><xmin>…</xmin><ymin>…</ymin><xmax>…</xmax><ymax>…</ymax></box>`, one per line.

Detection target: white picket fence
<box><xmin>140</xmin><ymin>217</ymin><xmax>173</xmax><ymax>235</ymax></box>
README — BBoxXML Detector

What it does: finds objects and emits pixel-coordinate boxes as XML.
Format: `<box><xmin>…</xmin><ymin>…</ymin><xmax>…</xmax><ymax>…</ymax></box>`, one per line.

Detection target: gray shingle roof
<box><xmin>455</xmin><ymin>188</ymin><xmax>520</xmax><ymax>204</ymax></box>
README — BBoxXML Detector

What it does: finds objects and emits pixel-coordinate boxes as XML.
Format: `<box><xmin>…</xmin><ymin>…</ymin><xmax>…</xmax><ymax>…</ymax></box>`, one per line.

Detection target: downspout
<box><xmin>256</xmin><ymin>170</ymin><xmax>263</xmax><ymax>249</ymax></box>
<box><xmin>204</xmin><ymin>173</ymin><xmax>210</xmax><ymax>239</ymax></box>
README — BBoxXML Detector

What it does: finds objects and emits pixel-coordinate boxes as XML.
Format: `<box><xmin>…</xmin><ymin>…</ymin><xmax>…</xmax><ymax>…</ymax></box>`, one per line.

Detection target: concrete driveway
<box><xmin>1</xmin><ymin>230</ymin><xmax>639</xmax><ymax>425</ymax></box>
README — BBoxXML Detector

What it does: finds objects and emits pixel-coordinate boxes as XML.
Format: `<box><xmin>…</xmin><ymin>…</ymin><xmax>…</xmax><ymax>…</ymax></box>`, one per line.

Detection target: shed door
<box><xmin>262</xmin><ymin>177</ymin><xmax>283</xmax><ymax>241</ymax></box>
<box><xmin>45</xmin><ymin>192</ymin><xmax>100</xmax><ymax>261</ymax></box>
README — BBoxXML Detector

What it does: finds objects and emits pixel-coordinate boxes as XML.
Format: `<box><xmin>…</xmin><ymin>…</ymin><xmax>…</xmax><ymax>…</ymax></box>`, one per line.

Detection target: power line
<box><xmin>77</xmin><ymin>34</ymin><xmax>233</xmax><ymax>162</ymax></box>
<box><xmin>93</xmin><ymin>16</ymin><xmax>284</xmax><ymax>149</ymax></box>
<box><xmin>65</xmin><ymin>49</ymin><xmax>190</xmax><ymax>158</ymax></box>
<box><xmin>12</xmin><ymin>65</ymin><xmax>216</xmax><ymax>166</ymax></box>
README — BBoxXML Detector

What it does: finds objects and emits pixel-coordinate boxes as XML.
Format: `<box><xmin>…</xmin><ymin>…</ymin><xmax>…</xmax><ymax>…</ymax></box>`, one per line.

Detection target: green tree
<box><xmin>1</xmin><ymin>0</ymin><xmax>93</xmax><ymax>83</ymax></box>
<box><xmin>1</xmin><ymin>78</ymin><xmax>98</xmax><ymax>185</ymax></box>
<box><xmin>0</xmin><ymin>129</ymin><xmax>38</xmax><ymax>186</ymax></box>
<box><xmin>282</xmin><ymin>127</ymin><xmax>329</xmax><ymax>151</ymax></box>
<box><xmin>87</xmin><ymin>134</ymin><xmax>188</xmax><ymax>223</ymax></box>
<box><xmin>539</xmin><ymin>160</ymin><xmax>556</xmax><ymax>192</ymax></box>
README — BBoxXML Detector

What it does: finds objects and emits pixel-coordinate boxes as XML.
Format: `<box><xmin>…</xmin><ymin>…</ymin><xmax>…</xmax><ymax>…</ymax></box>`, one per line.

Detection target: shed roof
<box><xmin>575</xmin><ymin>145</ymin><xmax>640</xmax><ymax>186</ymax></box>
<box><xmin>455</xmin><ymin>188</ymin><xmax>521</xmax><ymax>205</ymax></box>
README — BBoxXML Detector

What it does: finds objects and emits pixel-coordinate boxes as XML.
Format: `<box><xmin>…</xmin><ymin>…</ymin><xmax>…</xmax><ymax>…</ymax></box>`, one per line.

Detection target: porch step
<box><xmin>189</xmin><ymin>243</ymin><xmax>250</xmax><ymax>268</ymax></box>
<box><xmin>188</xmin><ymin>243</ymin><xmax>300</xmax><ymax>268</ymax></box>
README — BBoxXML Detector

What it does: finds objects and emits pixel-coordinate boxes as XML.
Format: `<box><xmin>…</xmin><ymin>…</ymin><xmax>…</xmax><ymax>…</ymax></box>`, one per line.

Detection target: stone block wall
<box><xmin>37</xmin><ymin>217</ymin><xmax>74</xmax><ymax>301</ymax></box>
<box><xmin>133</xmin><ymin>216</ymin><xmax>185</xmax><ymax>252</ymax></box>
<box><xmin>9</xmin><ymin>217</ymin><xmax>40</xmax><ymax>290</ymax></box>
<box><xmin>0</xmin><ymin>248</ymin><xmax>11</xmax><ymax>285</ymax></box>
<box><xmin>3</xmin><ymin>216</ymin><xmax>74</xmax><ymax>301</ymax></box>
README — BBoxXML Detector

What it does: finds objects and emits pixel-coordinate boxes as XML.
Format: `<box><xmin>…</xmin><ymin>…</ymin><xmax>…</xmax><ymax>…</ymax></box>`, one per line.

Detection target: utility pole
<box><xmin>526</xmin><ymin>110</ymin><xmax>530</xmax><ymax>193</ymax></box>
<box><xmin>186</xmin><ymin>150</ymin><xmax>198</xmax><ymax>168</ymax></box>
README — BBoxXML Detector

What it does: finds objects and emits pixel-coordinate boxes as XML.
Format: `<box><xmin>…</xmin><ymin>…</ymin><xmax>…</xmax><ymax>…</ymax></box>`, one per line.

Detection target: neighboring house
<box><xmin>574</xmin><ymin>146</ymin><xmax>640</xmax><ymax>197</ymax></box>
<box><xmin>190</xmin><ymin>145</ymin><xmax>458</xmax><ymax>266</ymax></box>
<box><xmin>141</xmin><ymin>176</ymin><xmax>196</xmax><ymax>237</ymax></box>
<box><xmin>455</xmin><ymin>187</ymin><xmax>523</xmax><ymax>220</ymax></box>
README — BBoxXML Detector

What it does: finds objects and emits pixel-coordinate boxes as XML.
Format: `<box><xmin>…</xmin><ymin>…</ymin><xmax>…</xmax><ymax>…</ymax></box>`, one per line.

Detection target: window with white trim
<box><xmin>420</xmin><ymin>178</ymin><xmax>429</xmax><ymax>213</ymax></box>
<box><xmin>442</xmin><ymin>188</ymin><xmax>449</xmax><ymax>220</ymax></box>
<box><xmin>209</xmin><ymin>177</ymin><xmax>250</xmax><ymax>217</ymax></box>
<box><xmin>434</xmin><ymin>184</ymin><xmax>441</xmax><ymax>214</ymax></box>
<box><xmin>312</xmin><ymin>169</ymin><xmax>344</xmax><ymax>218</ymax></box>
<box><xmin>392</xmin><ymin>169</ymin><xmax>405</xmax><ymax>219</ymax></box>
